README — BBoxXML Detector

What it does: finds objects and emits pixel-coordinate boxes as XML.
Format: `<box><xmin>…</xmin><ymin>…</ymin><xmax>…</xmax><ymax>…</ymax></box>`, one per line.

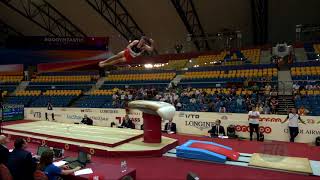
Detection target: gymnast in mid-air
<box><xmin>99</xmin><ymin>36</ymin><xmax>154</xmax><ymax>68</ymax></box>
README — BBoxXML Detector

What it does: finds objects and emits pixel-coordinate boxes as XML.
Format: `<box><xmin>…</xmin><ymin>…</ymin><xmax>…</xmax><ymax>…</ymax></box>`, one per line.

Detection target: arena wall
<box><xmin>24</xmin><ymin>108</ymin><xmax>320</xmax><ymax>143</ymax></box>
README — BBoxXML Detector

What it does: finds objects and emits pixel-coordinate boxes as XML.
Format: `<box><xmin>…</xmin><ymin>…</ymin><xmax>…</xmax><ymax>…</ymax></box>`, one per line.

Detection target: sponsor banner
<box><xmin>24</xmin><ymin>108</ymin><xmax>320</xmax><ymax>143</ymax></box>
<box><xmin>6</xmin><ymin>36</ymin><xmax>109</xmax><ymax>50</ymax></box>
<box><xmin>0</xmin><ymin>64</ymin><xmax>23</xmax><ymax>75</ymax></box>
<box><xmin>173</xmin><ymin>112</ymin><xmax>320</xmax><ymax>143</ymax></box>
<box><xmin>25</xmin><ymin>108</ymin><xmax>143</xmax><ymax>129</ymax></box>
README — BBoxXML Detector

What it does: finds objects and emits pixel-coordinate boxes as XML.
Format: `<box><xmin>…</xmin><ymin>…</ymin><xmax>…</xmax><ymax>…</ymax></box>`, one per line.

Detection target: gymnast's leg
<box><xmin>99</xmin><ymin>51</ymin><xmax>126</xmax><ymax>68</ymax></box>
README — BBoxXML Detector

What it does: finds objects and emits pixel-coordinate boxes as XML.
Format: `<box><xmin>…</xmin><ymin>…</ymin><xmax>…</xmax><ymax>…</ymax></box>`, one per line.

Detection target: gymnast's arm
<box><xmin>142</xmin><ymin>39</ymin><xmax>154</xmax><ymax>52</ymax></box>
<box><xmin>127</xmin><ymin>40</ymin><xmax>139</xmax><ymax>49</ymax></box>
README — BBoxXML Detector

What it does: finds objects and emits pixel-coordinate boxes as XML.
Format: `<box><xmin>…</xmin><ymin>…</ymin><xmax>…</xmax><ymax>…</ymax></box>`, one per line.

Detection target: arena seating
<box><xmin>180</xmin><ymin>64</ymin><xmax>277</xmax><ymax>88</ymax></box>
<box><xmin>28</xmin><ymin>90</ymin><xmax>82</xmax><ymax>107</ymax></box>
<box><xmin>193</xmin><ymin>48</ymin><xmax>260</xmax><ymax>67</ymax></box>
<box><xmin>0</xmin><ymin>75</ymin><xmax>23</xmax><ymax>92</ymax></box>
<box><xmin>39</xmin><ymin>71</ymin><xmax>99</xmax><ymax>77</ymax></box>
<box><xmin>118</xmin><ymin>59</ymin><xmax>188</xmax><ymax>71</ymax></box>
<box><xmin>4</xmin><ymin>91</ymin><xmax>41</xmax><ymax>106</ymax></box>
<box><xmin>304</xmin><ymin>43</ymin><xmax>319</xmax><ymax>60</ymax></box>
<box><xmin>291</xmin><ymin>62</ymin><xmax>320</xmax><ymax>115</ymax></box>
<box><xmin>295</xmin><ymin>94</ymin><xmax>320</xmax><ymax>115</ymax></box>
<box><xmin>27</xmin><ymin>74</ymin><xmax>96</xmax><ymax>91</ymax></box>
<box><xmin>102</xmin><ymin>71</ymin><xmax>176</xmax><ymax>90</ymax></box>
<box><xmin>291</xmin><ymin>65</ymin><xmax>320</xmax><ymax>81</ymax></box>
<box><xmin>73</xmin><ymin>95</ymin><xmax>114</xmax><ymax>108</ymax></box>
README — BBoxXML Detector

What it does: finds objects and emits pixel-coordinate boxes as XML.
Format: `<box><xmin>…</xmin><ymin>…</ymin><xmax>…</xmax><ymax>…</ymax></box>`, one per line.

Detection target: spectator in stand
<box><xmin>270</xmin><ymin>98</ymin><xmax>278</xmax><ymax>114</ymax></box>
<box><xmin>219</xmin><ymin>106</ymin><xmax>226</xmax><ymax>113</ymax></box>
<box><xmin>305</xmin><ymin>84</ymin><xmax>314</xmax><ymax>90</ymax></box>
<box><xmin>265</xmin><ymin>83</ymin><xmax>272</xmax><ymax>92</ymax></box>
<box><xmin>263</xmin><ymin>104</ymin><xmax>271</xmax><ymax>114</ymax></box>
<box><xmin>293</xmin><ymin>83</ymin><xmax>300</xmax><ymax>91</ymax></box>
<box><xmin>236</xmin><ymin>96</ymin><xmax>244</xmax><ymax>107</ymax></box>
<box><xmin>257</xmin><ymin>104</ymin><xmax>264</xmax><ymax>113</ymax></box>
<box><xmin>0</xmin><ymin>135</ymin><xmax>9</xmax><ymax>166</ymax></box>
<box><xmin>251</xmin><ymin>83</ymin><xmax>259</xmax><ymax>93</ymax></box>
<box><xmin>175</xmin><ymin>100</ymin><xmax>182</xmax><ymax>111</ymax></box>
<box><xmin>8</xmin><ymin>138</ymin><xmax>36</xmax><ymax>180</ymax></box>
<box><xmin>298</xmin><ymin>106</ymin><xmax>309</xmax><ymax>116</ymax></box>
<box><xmin>190</xmin><ymin>96</ymin><xmax>196</xmax><ymax>104</ymax></box>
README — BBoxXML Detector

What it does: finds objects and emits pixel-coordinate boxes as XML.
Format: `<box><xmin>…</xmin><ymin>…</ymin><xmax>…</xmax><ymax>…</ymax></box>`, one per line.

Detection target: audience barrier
<box><xmin>24</xmin><ymin>108</ymin><xmax>320</xmax><ymax>143</ymax></box>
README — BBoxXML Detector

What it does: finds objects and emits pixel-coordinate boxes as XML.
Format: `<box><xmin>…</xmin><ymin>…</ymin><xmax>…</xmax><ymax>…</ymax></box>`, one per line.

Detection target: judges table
<box><xmin>19</xmin><ymin>143</ymin><xmax>137</xmax><ymax>180</ymax></box>
<box><xmin>64</xmin><ymin>163</ymin><xmax>136</xmax><ymax>180</ymax></box>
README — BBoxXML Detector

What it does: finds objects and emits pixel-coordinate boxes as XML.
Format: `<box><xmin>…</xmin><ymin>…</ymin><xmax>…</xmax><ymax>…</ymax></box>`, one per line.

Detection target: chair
<box><xmin>0</xmin><ymin>164</ymin><xmax>13</xmax><ymax>180</ymax></box>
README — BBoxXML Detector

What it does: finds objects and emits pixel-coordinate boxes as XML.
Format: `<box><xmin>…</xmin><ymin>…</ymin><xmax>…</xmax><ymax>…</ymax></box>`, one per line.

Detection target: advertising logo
<box><xmin>67</xmin><ymin>114</ymin><xmax>82</xmax><ymax>120</ymax></box>
<box><xmin>81</xmin><ymin>109</ymin><xmax>93</xmax><ymax>113</ymax></box>
<box><xmin>179</xmin><ymin>112</ymin><xmax>200</xmax><ymax>119</ymax></box>
<box><xmin>99</xmin><ymin>109</ymin><xmax>119</xmax><ymax>114</ymax></box>
<box><xmin>33</xmin><ymin>112</ymin><xmax>41</xmax><ymax>118</ymax></box>
<box><xmin>90</xmin><ymin>116</ymin><xmax>108</xmax><ymax>121</ymax></box>
<box><xmin>235</xmin><ymin>125</ymin><xmax>272</xmax><ymax>134</ymax></box>
<box><xmin>115</xmin><ymin>117</ymin><xmax>141</xmax><ymax>123</ymax></box>
<box><xmin>259</xmin><ymin>117</ymin><xmax>282</xmax><ymax>123</ymax></box>
<box><xmin>185</xmin><ymin>121</ymin><xmax>215</xmax><ymax>131</ymax></box>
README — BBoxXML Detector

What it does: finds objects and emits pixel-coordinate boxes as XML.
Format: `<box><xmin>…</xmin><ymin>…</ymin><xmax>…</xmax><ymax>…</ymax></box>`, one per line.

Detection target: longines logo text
<box><xmin>185</xmin><ymin>121</ymin><xmax>215</xmax><ymax>130</ymax></box>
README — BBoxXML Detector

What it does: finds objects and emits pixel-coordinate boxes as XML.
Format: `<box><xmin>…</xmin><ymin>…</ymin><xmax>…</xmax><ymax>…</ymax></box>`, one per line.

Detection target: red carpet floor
<box><xmin>3</xmin><ymin>121</ymin><xmax>320</xmax><ymax>180</ymax></box>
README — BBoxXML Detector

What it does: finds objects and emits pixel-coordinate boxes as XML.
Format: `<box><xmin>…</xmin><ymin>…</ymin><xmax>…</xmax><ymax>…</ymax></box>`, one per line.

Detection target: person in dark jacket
<box><xmin>81</xmin><ymin>114</ymin><xmax>93</xmax><ymax>125</ymax></box>
<box><xmin>8</xmin><ymin>138</ymin><xmax>36</xmax><ymax>180</ymax></box>
<box><xmin>121</xmin><ymin>115</ymin><xmax>135</xmax><ymax>129</ymax></box>
<box><xmin>164</xmin><ymin>119</ymin><xmax>177</xmax><ymax>134</ymax></box>
<box><xmin>208</xmin><ymin>119</ymin><xmax>226</xmax><ymax>137</ymax></box>
<box><xmin>0</xmin><ymin>135</ymin><xmax>9</xmax><ymax>166</ymax></box>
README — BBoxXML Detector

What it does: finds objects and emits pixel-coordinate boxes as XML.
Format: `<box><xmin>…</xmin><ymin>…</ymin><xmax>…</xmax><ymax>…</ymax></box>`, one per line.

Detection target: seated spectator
<box><xmin>263</xmin><ymin>104</ymin><xmax>271</xmax><ymax>114</ymax></box>
<box><xmin>251</xmin><ymin>83</ymin><xmax>259</xmax><ymax>92</ymax></box>
<box><xmin>0</xmin><ymin>135</ymin><xmax>9</xmax><ymax>166</ymax></box>
<box><xmin>8</xmin><ymin>138</ymin><xmax>36</xmax><ymax>180</ymax></box>
<box><xmin>121</xmin><ymin>115</ymin><xmax>135</xmax><ymax>129</ymax></box>
<box><xmin>81</xmin><ymin>114</ymin><xmax>93</xmax><ymax>125</ymax></box>
<box><xmin>38</xmin><ymin>149</ymin><xmax>80</xmax><ymax>180</ymax></box>
<box><xmin>264</xmin><ymin>83</ymin><xmax>272</xmax><ymax>91</ymax></box>
<box><xmin>305</xmin><ymin>84</ymin><xmax>314</xmax><ymax>90</ymax></box>
<box><xmin>257</xmin><ymin>104</ymin><xmax>263</xmax><ymax>113</ymax></box>
<box><xmin>208</xmin><ymin>119</ymin><xmax>225</xmax><ymax>137</ymax></box>
<box><xmin>164</xmin><ymin>119</ymin><xmax>176</xmax><ymax>134</ymax></box>
<box><xmin>270</xmin><ymin>98</ymin><xmax>278</xmax><ymax>114</ymax></box>
<box><xmin>219</xmin><ymin>106</ymin><xmax>226</xmax><ymax>113</ymax></box>
<box><xmin>298</xmin><ymin>106</ymin><xmax>309</xmax><ymax>116</ymax></box>
<box><xmin>236</xmin><ymin>96</ymin><xmax>244</xmax><ymax>107</ymax></box>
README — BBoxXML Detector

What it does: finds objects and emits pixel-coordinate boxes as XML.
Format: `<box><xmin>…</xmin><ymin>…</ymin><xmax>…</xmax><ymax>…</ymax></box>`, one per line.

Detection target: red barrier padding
<box><xmin>190</xmin><ymin>142</ymin><xmax>240</xmax><ymax>161</ymax></box>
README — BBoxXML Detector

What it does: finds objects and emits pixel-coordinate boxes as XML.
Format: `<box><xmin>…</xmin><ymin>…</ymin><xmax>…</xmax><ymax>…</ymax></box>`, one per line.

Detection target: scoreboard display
<box><xmin>2</xmin><ymin>104</ymin><xmax>24</xmax><ymax>121</ymax></box>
